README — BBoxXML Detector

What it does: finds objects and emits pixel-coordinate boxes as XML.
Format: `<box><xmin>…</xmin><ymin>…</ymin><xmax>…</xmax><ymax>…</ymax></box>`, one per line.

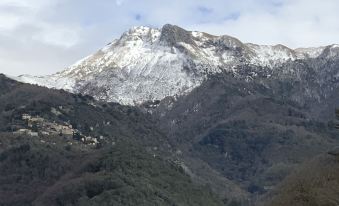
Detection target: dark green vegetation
<box><xmin>0</xmin><ymin>74</ymin><xmax>223</xmax><ymax>206</ymax></box>
<box><xmin>151</xmin><ymin>69</ymin><xmax>339</xmax><ymax>204</ymax></box>
<box><xmin>259</xmin><ymin>110</ymin><xmax>339</xmax><ymax>206</ymax></box>
<box><xmin>0</xmin><ymin>135</ymin><xmax>222</xmax><ymax>206</ymax></box>
<box><xmin>0</xmin><ymin>74</ymin><xmax>167</xmax><ymax>149</ymax></box>
<box><xmin>261</xmin><ymin>153</ymin><xmax>339</xmax><ymax>206</ymax></box>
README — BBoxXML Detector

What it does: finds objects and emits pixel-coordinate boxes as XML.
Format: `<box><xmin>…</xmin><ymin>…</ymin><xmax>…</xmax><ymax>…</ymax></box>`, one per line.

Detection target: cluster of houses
<box><xmin>14</xmin><ymin>128</ymin><xmax>39</xmax><ymax>137</ymax></box>
<box><xmin>13</xmin><ymin>113</ymin><xmax>100</xmax><ymax>146</ymax></box>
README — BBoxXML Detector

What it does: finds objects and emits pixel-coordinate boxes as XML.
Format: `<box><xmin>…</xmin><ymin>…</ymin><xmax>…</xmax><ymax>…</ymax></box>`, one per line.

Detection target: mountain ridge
<box><xmin>12</xmin><ymin>24</ymin><xmax>339</xmax><ymax>105</ymax></box>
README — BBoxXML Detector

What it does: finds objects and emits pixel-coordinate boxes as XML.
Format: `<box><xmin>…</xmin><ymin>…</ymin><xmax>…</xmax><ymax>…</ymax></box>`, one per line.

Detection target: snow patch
<box><xmin>13</xmin><ymin>25</ymin><xmax>337</xmax><ymax>105</ymax></box>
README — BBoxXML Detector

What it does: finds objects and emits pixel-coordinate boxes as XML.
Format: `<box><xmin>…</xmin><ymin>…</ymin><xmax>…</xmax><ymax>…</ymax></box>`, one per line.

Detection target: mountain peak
<box><xmin>125</xmin><ymin>25</ymin><xmax>159</xmax><ymax>36</ymax></box>
<box><xmin>118</xmin><ymin>26</ymin><xmax>161</xmax><ymax>45</ymax></box>
<box><xmin>12</xmin><ymin>24</ymin><xmax>339</xmax><ymax>105</ymax></box>
<box><xmin>160</xmin><ymin>24</ymin><xmax>196</xmax><ymax>46</ymax></box>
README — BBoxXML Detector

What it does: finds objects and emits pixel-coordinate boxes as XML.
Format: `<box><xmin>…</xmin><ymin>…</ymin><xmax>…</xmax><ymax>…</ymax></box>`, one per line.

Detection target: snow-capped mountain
<box><xmin>14</xmin><ymin>24</ymin><xmax>339</xmax><ymax>105</ymax></box>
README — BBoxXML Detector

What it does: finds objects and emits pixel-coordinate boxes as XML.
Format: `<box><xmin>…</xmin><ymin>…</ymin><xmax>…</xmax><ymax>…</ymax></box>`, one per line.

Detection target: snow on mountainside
<box><xmin>13</xmin><ymin>24</ymin><xmax>339</xmax><ymax>105</ymax></box>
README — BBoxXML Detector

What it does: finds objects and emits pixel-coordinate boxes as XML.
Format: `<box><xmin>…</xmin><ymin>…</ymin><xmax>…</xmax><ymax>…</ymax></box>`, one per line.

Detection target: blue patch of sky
<box><xmin>134</xmin><ymin>14</ymin><xmax>142</xmax><ymax>21</ymax></box>
<box><xmin>197</xmin><ymin>6</ymin><xmax>213</xmax><ymax>15</ymax></box>
<box><xmin>224</xmin><ymin>12</ymin><xmax>240</xmax><ymax>21</ymax></box>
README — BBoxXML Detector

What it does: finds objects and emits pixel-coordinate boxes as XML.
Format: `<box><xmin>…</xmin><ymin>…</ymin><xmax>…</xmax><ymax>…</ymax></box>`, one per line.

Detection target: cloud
<box><xmin>115</xmin><ymin>0</ymin><xmax>125</xmax><ymax>6</ymax></box>
<box><xmin>31</xmin><ymin>24</ymin><xmax>82</xmax><ymax>48</ymax></box>
<box><xmin>0</xmin><ymin>0</ymin><xmax>339</xmax><ymax>76</ymax></box>
<box><xmin>197</xmin><ymin>6</ymin><xmax>213</xmax><ymax>15</ymax></box>
<box><xmin>188</xmin><ymin>0</ymin><xmax>339</xmax><ymax>48</ymax></box>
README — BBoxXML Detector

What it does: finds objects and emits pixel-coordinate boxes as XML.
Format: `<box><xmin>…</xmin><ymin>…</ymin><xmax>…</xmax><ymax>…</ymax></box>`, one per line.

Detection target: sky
<box><xmin>0</xmin><ymin>0</ymin><xmax>339</xmax><ymax>76</ymax></box>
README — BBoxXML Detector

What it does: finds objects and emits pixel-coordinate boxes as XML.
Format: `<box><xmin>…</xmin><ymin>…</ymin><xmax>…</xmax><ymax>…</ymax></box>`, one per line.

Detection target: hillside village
<box><xmin>13</xmin><ymin>112</ymin><xmax>100</xmax><ymax>146</ymax></box>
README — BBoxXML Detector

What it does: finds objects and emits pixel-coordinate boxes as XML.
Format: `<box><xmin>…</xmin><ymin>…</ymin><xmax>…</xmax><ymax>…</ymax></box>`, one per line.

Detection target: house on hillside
<box><xmin>14</xmin><ymin>128</ymin><xmax>31</xmax><ymax>135</ymax></box>
<box><xmin>22</xmin><ymin>114</ymin><xmax>31</xmax><ymax>120</ymax></box>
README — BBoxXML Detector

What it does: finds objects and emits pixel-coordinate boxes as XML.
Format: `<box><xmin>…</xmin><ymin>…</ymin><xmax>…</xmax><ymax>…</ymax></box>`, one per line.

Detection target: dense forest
<box><xmin>0</xmin><ymin>74</ymin><xmax>223</xmax><ymax>206</ymax></box>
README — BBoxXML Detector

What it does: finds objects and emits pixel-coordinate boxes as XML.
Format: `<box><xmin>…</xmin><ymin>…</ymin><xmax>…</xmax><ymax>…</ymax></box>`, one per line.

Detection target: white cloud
<box><xmin>32</xmin><ymin>24</ymin><xmax>82</xmax><ymax>48</ymax></box>
<box><xmin>0</xmin><ymin>13</ymin><xmax>22</xmax><ymax>31</ymax></box>
<box><xmin>0</xmin><ymin>0</ymin><xmax>339</xmax><ymax>76</ymax></box>
<box><xmin>188</xmin><ymin>0</ymin><xmax>339</xmax><ymax>48</ymax></box>
<box><xmin>115</xmin><ymin>0</ymin><xmax>125</xmax><ymax>6</ymax></box>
